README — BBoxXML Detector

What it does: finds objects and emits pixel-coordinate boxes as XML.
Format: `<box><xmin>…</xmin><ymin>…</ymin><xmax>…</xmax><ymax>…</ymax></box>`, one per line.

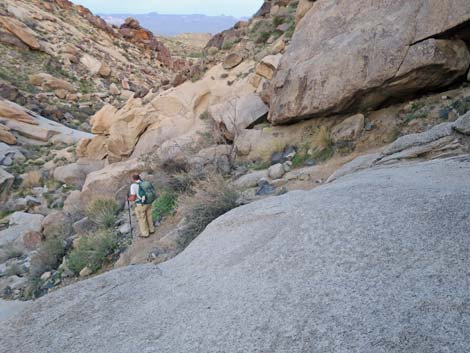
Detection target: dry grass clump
<box><xmin>311</xmin><ymin>126</ymin><xmax>332</xmax><ymax>151</ymax></box>
<box><xmin>178</xmin><ymin>173</ymin><xmax>240</xmax><ymax>246</ymax></box>
<box><xmin>86</xmin><ymin>199</ymin><xmax>120</xmax><ymax>229</ymax></box>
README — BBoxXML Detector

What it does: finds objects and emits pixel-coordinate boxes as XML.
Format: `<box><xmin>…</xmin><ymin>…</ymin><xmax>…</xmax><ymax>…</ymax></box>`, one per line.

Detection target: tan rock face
<box><xmin>256</xmin><ymin>54</ymin><xmax>283</xmax><ymax>80</ymax></box>
<box><xmin>0</xmin><ymin>100</ymin><xmax>37</xmax><ymax>124</ymax></box>
<box><xmin>76</xmin><ymin>136</ymin><xmax>108</xmax><ymax>160</ymax></box>
<box><xmin>29</xmin><ymin>73</ymin><xmax>75</xmax><ymax>92</ymax></box>
<box><xmin>90</xmin><ymin>104</ymin><xmax>118</xmax><ymax>135</ymax></box>
<box><xmin>295</xmin><ymin>0</ymin><xmax>314</xmax><ymax>24</ymax></box>
<box><xmin>223</xmin><ymin>53</ymin><xmax>244</xmax><ymax>70</ymax></box>
<box><xmin>0</xmin><ymin>124</ymin><xmax>16</xmax><ymax>145</ymax></box>
<box><xmin>270</xmin><ymin>0</ymin><xmax>470</xmax><ymax>124</ymax></box>
<box><xmin>0</xmin><ymin>15</ymin><xmax>40</xmax><ymax>50</ymax></box>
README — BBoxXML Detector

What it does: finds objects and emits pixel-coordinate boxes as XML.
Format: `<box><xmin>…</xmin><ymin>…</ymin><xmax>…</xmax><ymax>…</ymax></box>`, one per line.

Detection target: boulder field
<box><xmin>2</xmin><ymin>156</ymin><xmax>470</xmax><ymax>353</ymax></box>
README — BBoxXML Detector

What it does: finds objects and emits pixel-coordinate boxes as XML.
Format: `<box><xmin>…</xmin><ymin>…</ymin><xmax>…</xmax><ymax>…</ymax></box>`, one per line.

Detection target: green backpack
<box><xmin>138</xmin><ymin>180</ymin><xmax>157</xmax><ymax>205</ymax></box>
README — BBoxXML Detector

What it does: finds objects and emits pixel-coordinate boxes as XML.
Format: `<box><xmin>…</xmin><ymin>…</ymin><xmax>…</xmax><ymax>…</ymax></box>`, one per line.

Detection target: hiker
<box><xmin>128</xmin><ymin>174</ymin><xmax>157</xmax><ymax>238</ymax></box>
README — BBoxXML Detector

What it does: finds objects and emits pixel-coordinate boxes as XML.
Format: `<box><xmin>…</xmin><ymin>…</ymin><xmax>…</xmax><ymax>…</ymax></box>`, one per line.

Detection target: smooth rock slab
<box><xmin>2</xmin><ymin>156</ymin><xmax>470</xmax><ymax>352</ymax></box>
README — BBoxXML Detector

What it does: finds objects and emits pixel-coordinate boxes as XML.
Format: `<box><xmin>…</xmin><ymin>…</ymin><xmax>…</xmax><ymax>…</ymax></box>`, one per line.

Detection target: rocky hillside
<box><xmin>101</xmin><ymin>13</ymin><xmax>241</xmax><ymax>36</ymax></box>
<box><xmin>1</xmin><ymin>1</ymin><xmax>470</xmax><ymax>349</ymax></box>
<box><xmin>0</xmin><ymin>0</ymin><xmax>190</xmax><ymax>128</ymax></box>
<box><xmin>2</xmin><ymin>155</ymin><xmax>470</xmax><ymax>352</ymax></box>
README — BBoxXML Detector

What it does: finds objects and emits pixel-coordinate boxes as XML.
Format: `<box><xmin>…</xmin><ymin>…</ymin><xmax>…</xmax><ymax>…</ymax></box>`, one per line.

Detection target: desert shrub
<box><xmin>312</xmin><ymin>146</ymin><xmax>334</xmax><ymax>162</ymax></box>
<box><xmin>312</xmin><ymin>126</ymin><xmax>332</xmax><ymax>150</ymax></box>
<box><xmin>199</xmin><ymin>110</ymin><xmax>210</xmax><ymax>120</ymax></box>
<box><xmin>86</xmin><ymin>199</ymin><xmax>120</xmax><ymax>229</ymax></box>
<box><xmin>30</xmin><ymin>237</ymin><xmax>67</xmax><ymax>279</ymax></box>
<box><xmin>273</xmin><ymin>16</ymin><xmax>286</xmax><ymax>26</ymax></box>
<box><xmin>222</xmin><ymin>40</ymin><xmax>235</xmax><ymax>50</ymax></box>
<box><xmin>169</xmin><ymin>172</ymin><xmax>197</xmax><ymax>194</ymax></box>
<box><xmin>405</xmin><ymin>111</ymin><xmax>427</xmax><ymax>123</ymax></box>
<box><xmin>291</xmin><ymin>148</ymin><xmax>310</xmax><ymax>167</ymax></box>
<box><xmin>79</xmin><ymin>79</ymin><xmax>94</xmax><ymax>94</ymax></box>
<box><xmin>309</xmin><ymin>126</ymin><xmax>334</xmax><ymax>162</ymax></box>
<box><xmin>178</xmin><ymin>174</ymin><xmax>240</xmax><ymax>246</ymax></box>
<box><xmin>152</xmin><ymin>190</ymin><xmax>178</xmax><ymax>222</ymax></box>
<box><xmin>0</xmin><ymin>210</ymin><xmax>13</xmax><ymax>220</ymax></box>
<box><xmin>67</xmin><ymin>230</ymin><xmax>119</xmax><ymax>275</ymax></box>
<box><xmin>256</xmin><ymin>31</ymin><xmax>272</xmax><ymax>44</ymax></box>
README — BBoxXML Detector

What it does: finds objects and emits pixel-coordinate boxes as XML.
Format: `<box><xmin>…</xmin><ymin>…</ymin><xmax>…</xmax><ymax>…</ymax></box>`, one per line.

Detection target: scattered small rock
<box><xmin>79</xmin><ymin>267</ymin><xmax>92</xmax><ymax>277</ymax></box>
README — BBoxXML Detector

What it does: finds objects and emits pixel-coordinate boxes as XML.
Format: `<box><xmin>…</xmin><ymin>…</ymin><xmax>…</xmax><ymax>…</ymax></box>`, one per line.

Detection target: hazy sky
<box><xmin>73</xmin><ymin>0</ymin><xmax>264</xmax><ymax>17</ymax></box>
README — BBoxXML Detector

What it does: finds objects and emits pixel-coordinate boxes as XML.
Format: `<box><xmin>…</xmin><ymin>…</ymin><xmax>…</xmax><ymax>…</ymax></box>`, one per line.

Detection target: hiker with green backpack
<box><xmin>127</xmin><ymin>174</ymin><xmax>157</xmax><ymax>238</ymax></box>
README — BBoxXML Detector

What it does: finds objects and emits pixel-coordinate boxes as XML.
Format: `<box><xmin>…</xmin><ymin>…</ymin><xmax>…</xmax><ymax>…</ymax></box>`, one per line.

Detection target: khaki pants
<box><xmin>135</xmin><ymin>204</ymin><xmax>155</xmax><ymax>237</ymax></box>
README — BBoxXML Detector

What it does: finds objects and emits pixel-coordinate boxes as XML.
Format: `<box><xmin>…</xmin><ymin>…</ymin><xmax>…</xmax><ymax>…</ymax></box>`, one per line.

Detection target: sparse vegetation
<box><xmin>178</xmin><ymin>173</ymin><xmax>240</xmax><ymax>246</ymax></box>
<box><xmin>273</xmin><ymin>16</ymin><xmax>286</xmax><ymax>27</ymax></box>
<box><xmin>67</xmin><ymin>230</ymin><xmax>119</xmax><ymax>275</ymax></box>
<box><xmin>86</xmin><ymin>199</ymin><xmax>120</xmax><ymax>229</ymax></box>
<box><xmin>30</xmin><ymin>236</ymin><xmax>67</xmax><ymax>279</ymax></box>
<box><xmin>0</xmin><ymin>210</ymin><xmax>13</xmax><ymax>220</ymax></box>
<box><xmin>405</xmin><ymin>111</ymin><xmax>427</xmax><ymax>122</ymax></box>
<box><xmin>199</xmin><ymin>110</ymin><xmax>210</xmax><ymax>120</ymax></box>
<box><xmin>291</xmin><ymin>147</ymin><xmax>310</xmax><ymax>167</ymax></box>
<box><xmin>79</xmin><ymin>79</ymin><xmax>94</xmax><ymax>94</ymax></box>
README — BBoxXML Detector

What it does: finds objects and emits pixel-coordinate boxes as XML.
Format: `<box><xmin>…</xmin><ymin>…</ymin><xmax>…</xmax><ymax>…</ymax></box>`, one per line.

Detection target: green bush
<box><xmin>291</xmin><ymin>149</ymin><xmax>310</xmax><ymax>167</ymax></box>
<box><xmin>30</xmin><ymin>237</ymin><xmax>67</xmax><ymax>278</ymax></box>
<box><xmin>152</xmin><ymin>191</ymin><xmax>178</xmax><ymax>222</ymax></box>
<box><xmin>222</xmin><ymin>40</ymin><xmax>235</xmax><ymax>50</ymax></box>
<box><xmin>179</xmin><ymin>174</ymin><xmax>239</xmax><ymax>246</ymax></box>
<box><xmin>67</xmin><ymin>230</ymin><xmax>119</xmax><ymax>275</ymax></box>
<box><xmin>273</xmin><ymin>16</ymin><xmax>285</xmax><ymax>27</ymax></box>
<box><xmin>86</xmin><ymin>199</ymin><xmax>120</xmax><ymax>229</ymax></box>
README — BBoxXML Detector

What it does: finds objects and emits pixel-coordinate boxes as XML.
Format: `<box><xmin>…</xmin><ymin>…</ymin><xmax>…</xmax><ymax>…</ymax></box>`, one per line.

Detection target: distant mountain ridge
<box><xmin>100</xmin><ymin>12</ymin><xmax>243</xmax><ymax>36</ymax></box>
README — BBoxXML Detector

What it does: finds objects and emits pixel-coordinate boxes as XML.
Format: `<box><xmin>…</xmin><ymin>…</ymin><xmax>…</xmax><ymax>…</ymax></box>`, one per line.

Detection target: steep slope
<box><xmin>0</xmin><ymin>0</ymin><xmax>180</xmax><ymax>127</ymax></box>
<box><xmin>2</xmin><ymin>155</ymin><xmax>470</xmax><ymax>352</ymax></box>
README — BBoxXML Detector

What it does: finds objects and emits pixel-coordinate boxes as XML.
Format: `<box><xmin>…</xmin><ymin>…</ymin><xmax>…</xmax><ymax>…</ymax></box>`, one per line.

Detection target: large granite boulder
<box><xmin>0</xmin><ymin>15</ymin><xmax>40</xmax><ymax>50</ymax></box>
<box><xmin>269</xmin><ymin>0</ymin><xmax>470</xmax><ymax>124</ymax></box>
<box><xmin>0</xmin><ymin>212</ymin><xmax>44</xmax><ymax>249</ymax></box>
<box><xmin>53</xmin><ymin>159</ymin><xmax>105</xmax><ymax>189</ymax></box>
<box><xmin>0</xmin><ymin>124</ymin><xmax>16</xmax><ymax>145</ymax></box>
<box><xmin>79</xmin><ymin>158</ymin><xmax>146</xmax><ymax>208</ymax></box>
<box><xmin>0</xmin><ymin>99</ymin><xmax>37</xmax><ymax>124</ymax></box>
<box><xmin>2</xmin><ymin>156</ymin><xmax>470</xmax><ymax>352</ymax></box>
<box><xmin>89</xmin><ymin>104</ymin><xmax>118</xmax><ymax>135</ymax></box>
<box><xmin>208</xmin><ymin>94</ymin><xmax>268</xmax><ymax>139</ymax></box>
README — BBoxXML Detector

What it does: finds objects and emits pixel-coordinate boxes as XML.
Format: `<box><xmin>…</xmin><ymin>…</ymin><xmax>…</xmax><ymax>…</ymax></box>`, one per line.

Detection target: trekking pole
<box><xmin>127</xmin><ymin>197</ymin><xmax>133</xmax><ymax>238</ymax></box>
